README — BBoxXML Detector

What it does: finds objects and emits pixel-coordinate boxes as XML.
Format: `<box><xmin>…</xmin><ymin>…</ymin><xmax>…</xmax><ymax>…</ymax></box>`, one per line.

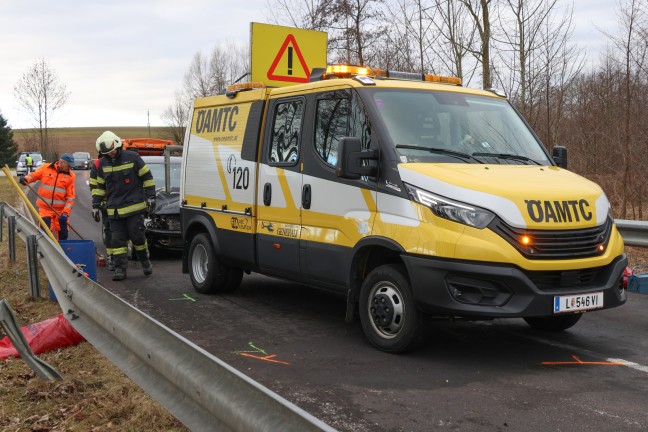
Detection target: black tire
<box><xmin>358</xmin><ymin>264</ymin><xmax>425</xmax><ymax>353</ymax></box>
<box><xmin>224</xmin><ymin>268</ymin><xmax>243</xmax><ymax>293</ymax></box>
<box><xmin>523</xmin><ymin>313</ymin><xmax>583</xmax><ymax>331</ymax></box>
<box><xmin>188</xmin><ymin>233</ymin><xmax>242</xmax><ymax>294</ymax></box>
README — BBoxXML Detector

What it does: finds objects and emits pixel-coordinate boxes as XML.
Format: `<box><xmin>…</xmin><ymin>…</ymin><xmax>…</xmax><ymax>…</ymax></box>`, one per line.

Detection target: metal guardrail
<box><xmin>0</xmin><ymin>299</ymin><xmax>61</xmax><ymax>380</ymax></box>
<box><xmin>0</xmin><ymin>202</ymin><xmax>335</xmax><ymax>432</ymax></box>
<box><xmin>614</xmin><ymin>219</ymin><xmax>648</xmax><ymax>247</ymax></box>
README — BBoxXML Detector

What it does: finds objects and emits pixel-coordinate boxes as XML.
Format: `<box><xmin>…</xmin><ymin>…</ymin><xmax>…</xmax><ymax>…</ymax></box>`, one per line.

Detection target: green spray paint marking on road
<box><xmin>169</xmin><ymin>293</ymin><xmax>196</xmax><ymax>302</ymax></box>
<box><xmin>236</xmin><ymin>342</ymin><xmax>268</xmax><ymax>355</ymax></box>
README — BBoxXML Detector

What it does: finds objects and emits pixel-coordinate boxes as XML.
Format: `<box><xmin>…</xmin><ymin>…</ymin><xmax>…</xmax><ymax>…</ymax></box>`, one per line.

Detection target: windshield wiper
<box><xmin>395</xmin><ymin>145</ymin><xmax>484</xmax><ymax>164</ymax></box>
<box><xmin>471</xmin><ymin>152</ymin><xmax>541</xmax><ymax>165</ymax></box>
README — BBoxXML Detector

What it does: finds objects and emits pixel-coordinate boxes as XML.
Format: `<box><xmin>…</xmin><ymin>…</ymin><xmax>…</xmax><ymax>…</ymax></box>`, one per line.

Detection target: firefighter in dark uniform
<box><xmin>89</xmin><ymin>153</ymin><xmax>115</xmax><ymax>270</ymax></box>
<box><xmin>92</xmin><ymin>131</ymin><xmax>156</xmax><ymax>281</ymax></box>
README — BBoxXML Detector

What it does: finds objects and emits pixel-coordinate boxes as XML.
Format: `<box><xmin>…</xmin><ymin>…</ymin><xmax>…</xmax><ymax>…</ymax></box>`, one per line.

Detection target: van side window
<box><xmin>315</xmin><ymin>89</ymin><xmax>372</xmax><ymax>167</ymax></box>
<box><xmin>315</xmin><ymin>91</ymin><xmax>350</xmax><ymax>166</ymax></box>
<box><xmin>269</xmin><ymin>98</ymin><xmax>304</xmax><ymax>165</ymax></box>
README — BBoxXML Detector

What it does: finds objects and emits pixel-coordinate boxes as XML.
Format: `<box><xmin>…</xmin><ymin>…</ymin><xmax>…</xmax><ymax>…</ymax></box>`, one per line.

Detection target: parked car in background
<box><xmin>72</xmin><ymin>151</ymin><xmax>92</xmax><ymax>170</ymax></box>
<box><xmin>120</xmin><ymin>139</ymin><xmax>182</xmax><ymax>257</ymax></box>
<box><xmin>142</xmin><ymin>155</ymin><xmax>183</xmax><ymax>252</ymax></box>
<box><xmin>16</xmin><ymin>152</ymin><xmax>44</xmax><ymax>175</ymax></box>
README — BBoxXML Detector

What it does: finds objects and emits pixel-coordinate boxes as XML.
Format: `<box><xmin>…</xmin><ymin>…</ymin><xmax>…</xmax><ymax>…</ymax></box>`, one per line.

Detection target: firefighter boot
<box><xmin>141</xmin><ymin>260</ymin><xmax>153</xmax><ymax>276</ymax></box>
<box><xmin>137</xmin><ymin>250</ymin><xmax>153</xmax><ymax>276</ymax></box>
<box><xmin>112</xmin><ymin>255</ymin><xmax>127</xmax><ymax>281</ymax></box>
<box><xmin>112</xmin><ymin>267</ymin><xmax>127</xmax><ymax>281</ymax></box>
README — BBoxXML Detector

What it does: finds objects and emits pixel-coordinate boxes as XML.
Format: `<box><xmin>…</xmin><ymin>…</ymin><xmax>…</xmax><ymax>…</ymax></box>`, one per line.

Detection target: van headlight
<box><xmin>404</xmin><ymin>184</ymin><xmax>495</xmax><ymax>229</ymax></box>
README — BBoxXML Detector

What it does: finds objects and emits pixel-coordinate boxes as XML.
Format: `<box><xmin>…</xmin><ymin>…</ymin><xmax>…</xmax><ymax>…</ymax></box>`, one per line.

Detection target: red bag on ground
<box><xmin>0</xmin><ymin>314</ymin><xmax>85</xmax><ymax>359</ymax></box>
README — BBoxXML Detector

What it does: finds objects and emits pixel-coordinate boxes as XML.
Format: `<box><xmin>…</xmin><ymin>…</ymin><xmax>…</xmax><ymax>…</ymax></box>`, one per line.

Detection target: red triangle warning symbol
<box><xmin>267</xmin><ymin>34</ymin><xmax>311</xmax><ymax>83</ymax></box>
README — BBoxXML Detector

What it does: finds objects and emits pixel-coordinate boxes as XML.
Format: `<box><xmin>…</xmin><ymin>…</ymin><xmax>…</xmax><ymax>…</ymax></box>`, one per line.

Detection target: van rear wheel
<box><xmin>188</xmin><ymin>233</ymin><xmax>242</xmax><ymax>294</ymax></box>
<box><xmin>523</xmin><ymin>313</ymin><xmax>582</xmax><ymax>331</ymax></box>
<box><xmin>359</xmin><ymin>264</ymin><xmax>424</xmax><ymax>353</ymax></box>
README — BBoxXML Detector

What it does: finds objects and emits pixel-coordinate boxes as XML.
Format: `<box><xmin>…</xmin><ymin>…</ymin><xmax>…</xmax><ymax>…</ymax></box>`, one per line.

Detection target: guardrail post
<box><xmin>0</xmin><ymin>203</ymin><xmax>4</xmax><ymax>242</ymax></box>
<box><xmin>0</xmin><ymin>299</ymin><xmax>62</xmax><ymax>380</ymax></box>
<box><xmin>7</xmin><ymin>215</ymin><xmax>16</xmax><ymax>261</ymax></box>
<box><xmin>26</xmin><ymin>235</ymin><xmax>41</xmax><ymax>298</ymax></box>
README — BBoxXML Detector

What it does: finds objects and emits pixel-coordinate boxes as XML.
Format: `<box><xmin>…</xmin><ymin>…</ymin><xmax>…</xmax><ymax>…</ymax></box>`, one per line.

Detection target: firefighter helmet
<box><xmin>96</xmin><ymin>131</ymin><xmax>122</xmax><ymax>154</ymax></box>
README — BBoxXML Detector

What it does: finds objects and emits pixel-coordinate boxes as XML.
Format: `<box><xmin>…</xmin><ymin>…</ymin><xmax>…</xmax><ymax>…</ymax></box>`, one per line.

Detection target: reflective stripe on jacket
<box><xmin>89</xmin><ymin>158</ymin><xmax>100</xmax><ymax>190</ymax></box>
<box><xmin>24</xmin><ymin>162</ymin><xmax>76</xmax><ymax>217</ymax></box>
<box><xmin>93</xmin><ymin>149</ymin><xmax>155</xmax><ymax>218</ymax></box>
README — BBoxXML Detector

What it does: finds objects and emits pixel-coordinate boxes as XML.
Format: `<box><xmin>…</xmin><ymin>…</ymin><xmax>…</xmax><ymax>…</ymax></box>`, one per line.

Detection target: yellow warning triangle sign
<box><xmin>267</xmin><ymin>34</ymin><xmax>311</xmax><ymax>83</ymax></box>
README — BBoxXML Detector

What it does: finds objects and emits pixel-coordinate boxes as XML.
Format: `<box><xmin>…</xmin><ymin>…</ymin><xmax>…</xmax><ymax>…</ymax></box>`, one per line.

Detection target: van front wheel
<box><xmin>359</xmin><ymin>264</ymin><xmax>424</xmax><ymax>353</ymax></box>
<box><xmin>188</xmin><ymin>233</ymin><xmax>242</xmax><ymax>294</ymax></box>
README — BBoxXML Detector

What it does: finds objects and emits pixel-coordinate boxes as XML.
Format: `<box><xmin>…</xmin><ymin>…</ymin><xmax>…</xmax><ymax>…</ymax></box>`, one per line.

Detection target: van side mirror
<box><xmin>552</xmin><ymin>146</ymin><xmax>567</xmax><ymax>169</ymax></box>
<box><xmin>336</xmin><ymin>137</ymin><xmax>378</xmax><ymax>179</ymax></box>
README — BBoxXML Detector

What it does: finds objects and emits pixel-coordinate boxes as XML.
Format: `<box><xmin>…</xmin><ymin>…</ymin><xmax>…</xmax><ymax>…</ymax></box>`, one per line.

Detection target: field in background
<box><xmin>13</xmin><ymin>127</ymin><xmax>176</xmax><ymax>156</ymax></box>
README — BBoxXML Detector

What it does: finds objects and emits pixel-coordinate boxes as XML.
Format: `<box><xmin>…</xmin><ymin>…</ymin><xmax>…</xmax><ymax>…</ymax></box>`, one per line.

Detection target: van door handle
<box><xmin>302</xmin><ymin>184</ymin><xmax>311</xmax><ymax>209</ymax></box>
<box><xmin>263</xmin><ymin>183</ymin><xmax>272</xmax><ymax>206</ymax></box>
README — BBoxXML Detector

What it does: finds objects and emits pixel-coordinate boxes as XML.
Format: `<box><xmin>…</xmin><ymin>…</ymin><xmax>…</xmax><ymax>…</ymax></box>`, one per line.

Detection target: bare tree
<box><xmin>183</xmin><ymin>43</ymin><xmax>249</xmax><ymax>100</ymax></box>
<box><xmin>382</xmin><ymin>0</ymin><xmax>439</xmax><ymax>73</ymax></box>
<box><xmin>432</xmin><ymin>0</ymin><xmax>478</xmax><ymax>83</ymax></box>
<box><xmin>495</xmin><ymin>0</ymin><xmax>583</xmax><ymax>149</ymax></box>
<box><xmin>328</xmin><ymin>0</ymin><xmax>387</xmax><ymax>65</ymax></box>
<box><xmin>265</xmin><ymin>0</ymin><xmax>332</xmax><ymax>30</ymax></box>
<box><xmin>460</xmin><ymin>0</ymin><xmax>496</xmax><ymax>89</ymax></box>
<box><xmin>208</xmin><ymin>42</ymin><xmax>250</xmax><ymax>93</ymax></box>
<box><xmin>496</xmin><ymin>0</ymin><xmax>552</xmax><ymax>106</ymax></box>
<box><xmin>534</xmin><ymin>4</ymin><xmax>584</xmax><ymax>149</ymax></box>
<box><xmin>161</xmin><ymin>90</ymin><xmax>191</xmax><ymax>145</ymax></box>
<box><xmin>183</xmin><ymin>52</ymin><xmax>219</xmax><ymax>99</ymax></box>
<box><xmin>13</xmin><ymin>58</ymin><xmax>69</xmax><ymax>159</ymax></box>
<box><xmin>163</xmin><ymin>42</ymin><xmax>249</xmax><ymax>144</ymax></box>
<box><xmin>605</xmin><ymin>0</ymin><xmax>648</xmax><ymax>217</ymax></box>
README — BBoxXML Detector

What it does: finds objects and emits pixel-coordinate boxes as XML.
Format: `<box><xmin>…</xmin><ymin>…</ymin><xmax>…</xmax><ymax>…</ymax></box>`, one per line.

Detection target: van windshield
<box><xmin>369</xmin><ymin>89</ymin><xmax>551</xmax><ymax>165</ymax></box>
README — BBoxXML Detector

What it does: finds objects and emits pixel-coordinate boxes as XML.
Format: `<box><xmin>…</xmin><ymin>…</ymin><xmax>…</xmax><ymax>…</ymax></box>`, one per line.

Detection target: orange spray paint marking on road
<box><xmin>543</xmin><ymin>355</ymin><xmax>625</xmax><ymax>366</ymax></box>
<box><xmin>239</xmin><ymin>353</ymin><xmax>291</xmax><ymax>365</ymax></box>
<box><xmin>235</xmin><ymin>342</ymin><xmax>291</xmax><ymax>365</ymax></box>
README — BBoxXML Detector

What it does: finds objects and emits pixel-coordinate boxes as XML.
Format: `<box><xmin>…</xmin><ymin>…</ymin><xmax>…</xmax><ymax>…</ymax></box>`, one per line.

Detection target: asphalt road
<box><xmin>47</xmin><ymin>170</ymin><xmax>648</xmax><ymax>431</ymax></box>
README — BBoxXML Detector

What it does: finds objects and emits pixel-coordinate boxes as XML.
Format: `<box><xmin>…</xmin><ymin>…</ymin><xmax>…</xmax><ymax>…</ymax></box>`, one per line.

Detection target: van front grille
<box><xmin>489</xmin><ymin>217</ymin><xmax>612</xmax><ymax>260</ymax></box>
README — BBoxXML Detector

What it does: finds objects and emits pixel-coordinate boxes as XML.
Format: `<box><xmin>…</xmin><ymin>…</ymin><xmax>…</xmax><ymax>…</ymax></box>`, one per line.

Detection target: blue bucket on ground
<box><xmin>48</xmin><ymin>240</ymin><xmax>97</xmax><ymax>301</ymax></box>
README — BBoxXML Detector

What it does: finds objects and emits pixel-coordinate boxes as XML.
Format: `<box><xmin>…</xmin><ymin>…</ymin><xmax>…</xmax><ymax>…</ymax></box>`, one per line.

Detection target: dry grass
<box><xmin>0</xmin><ymin>177</ymin><xmax>187</xmax><ymax>432</ymax></box>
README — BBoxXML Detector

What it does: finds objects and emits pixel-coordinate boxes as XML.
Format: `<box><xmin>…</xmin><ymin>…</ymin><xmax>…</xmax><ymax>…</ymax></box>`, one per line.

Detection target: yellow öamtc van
<box><xmin>180</xmin><ymin>65</ymin><xmax>627</xmax><ymax>353</ymax></box>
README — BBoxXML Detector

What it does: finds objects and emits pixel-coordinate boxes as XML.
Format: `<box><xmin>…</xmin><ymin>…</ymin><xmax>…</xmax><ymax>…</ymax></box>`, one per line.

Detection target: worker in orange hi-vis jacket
<box><xmin>19</xmin><ymin>153</ymin><xmax>76</xmax><ymax>240</ymax></box>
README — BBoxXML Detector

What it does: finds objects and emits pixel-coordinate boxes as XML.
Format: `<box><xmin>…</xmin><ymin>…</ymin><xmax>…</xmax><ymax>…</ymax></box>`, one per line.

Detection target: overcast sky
<box><xmin>0</xmin><ymin>0</ymin><xmax>621</xmax><ymax>130</ymax></box>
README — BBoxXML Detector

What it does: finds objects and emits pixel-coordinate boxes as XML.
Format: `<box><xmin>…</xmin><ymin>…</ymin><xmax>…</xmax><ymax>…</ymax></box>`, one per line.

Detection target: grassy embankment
<box><xmin>0</xmin><ymin>177</ymin><xmax>186</xmax><ymax>431</ymax></box>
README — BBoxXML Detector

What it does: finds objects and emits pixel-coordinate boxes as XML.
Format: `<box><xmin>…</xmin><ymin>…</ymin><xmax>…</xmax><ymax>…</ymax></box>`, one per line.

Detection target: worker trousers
<box><xmin>107</xmin><ymin>213</ymin><xmax>149</xmax><ymax>271</ymax></box>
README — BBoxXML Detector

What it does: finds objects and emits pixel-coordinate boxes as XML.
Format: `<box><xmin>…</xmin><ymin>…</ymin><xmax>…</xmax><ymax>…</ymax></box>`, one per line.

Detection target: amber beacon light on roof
<box><xmin>317</xmin><ymin>64</ymin><xmax>462</xmax><ymax>86</ymax></box>
<box><xmin>225</xmin><ymin>65</ymin><xmax>463</xmax><ymax>96</ymax></box>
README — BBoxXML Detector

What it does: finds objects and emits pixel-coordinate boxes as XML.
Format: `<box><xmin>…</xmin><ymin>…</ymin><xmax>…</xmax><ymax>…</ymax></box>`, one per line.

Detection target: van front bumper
<box><xmin>403</xmin><ymin>254</ymin><xmax>627</xmax><ymax>318</ymax></box>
